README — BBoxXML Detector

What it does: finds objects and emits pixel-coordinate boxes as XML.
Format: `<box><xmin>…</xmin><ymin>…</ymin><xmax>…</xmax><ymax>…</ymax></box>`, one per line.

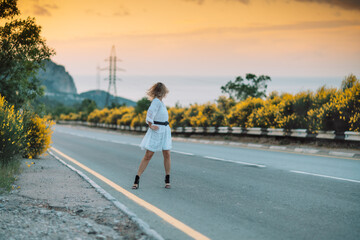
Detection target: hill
<box><xmin>37</xmin><ymin>60</ymin><xmax>77</xmax><ymax>94</ymax></box>
<box><xmin>80</xmin><ymin>90</ymin><xmax>136</xmax><ymax>108</ymax></box>
<box><xmin>37</xmin><ymin>60</ymin><xmax>135</xmax><ymax>107</ymax></box>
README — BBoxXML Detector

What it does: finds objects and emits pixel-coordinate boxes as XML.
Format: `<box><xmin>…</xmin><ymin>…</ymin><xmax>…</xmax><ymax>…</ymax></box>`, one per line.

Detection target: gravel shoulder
<box><xmin>0</xmin><ymin>154</ymin><xmax>150</xmax><ymax>240</ymax></box>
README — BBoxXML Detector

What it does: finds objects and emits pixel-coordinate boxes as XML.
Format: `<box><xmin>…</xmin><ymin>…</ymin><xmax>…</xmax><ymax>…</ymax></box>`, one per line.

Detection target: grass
<box><xmin>0</xmin><ymin>158</ymin><xmax>21</xmax><ymax>194</ymax></box>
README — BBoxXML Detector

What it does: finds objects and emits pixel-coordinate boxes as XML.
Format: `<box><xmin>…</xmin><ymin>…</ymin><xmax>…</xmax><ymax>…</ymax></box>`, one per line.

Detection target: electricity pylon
<box><xmin>103</xmin><ymin>45</ymin><xmax>125</xmax><ymax>107</ymax></box>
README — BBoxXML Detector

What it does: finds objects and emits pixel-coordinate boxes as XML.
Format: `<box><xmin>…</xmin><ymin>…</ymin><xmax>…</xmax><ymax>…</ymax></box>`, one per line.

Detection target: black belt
<box><xmin>154</xmin><ymin>121</ymin><xmax>169</xmax><ymax>126</ymax></box>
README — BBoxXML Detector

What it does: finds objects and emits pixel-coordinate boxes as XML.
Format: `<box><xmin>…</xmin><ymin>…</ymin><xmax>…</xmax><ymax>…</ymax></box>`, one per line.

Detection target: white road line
<box><xmin>290</xmin><ymin>170</ymin><xmax>360</xmax><ymax>184</ymax></box>
<box><xmin>294</xmin><ymin>148</ymin><xmax>319</xmax><ymax>154</ymax></box>
<box><xmin>235</xmin><ymin>161</ymin><xmax>266</xmax><ymax>168</ymax></box>
<box><xmin>247</xmin><ymin>144</ymin><xmax>263</xmax><ymax>148</ymax></box>
<box><xmin>329</xmin><ymin>151</ymin><xmax>355</xmax><ymax>158</ymax></box>
<box><xmin>204</xmin><ymin>156</ymin><xmax>266</xmax><ymax>168</ymax></box>
<box><xmin>171</xmin><ymin>150</ymin><xmax>194</xmax><ymax>156</ymax></box>
<box><xmin>204</xmin><ymin>156</ymin><xmax>225</xmax><ymax>161</ymax></box>
<box><xmin>269</xmin><ymin>146</ymin><xmax>287</xmax><ymax>150</ymax></box>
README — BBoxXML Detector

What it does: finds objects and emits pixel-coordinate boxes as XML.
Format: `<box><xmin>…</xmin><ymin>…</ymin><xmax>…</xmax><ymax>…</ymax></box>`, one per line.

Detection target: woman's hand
<box><xmin>151</xmin><ymin>125</ymin><xmax>159</xmax><ymax>131</ymax></box>
<box><xmin>149</xmin><ymin>123</ymin><xmax>159</xmax><ymax>131</ymax></box>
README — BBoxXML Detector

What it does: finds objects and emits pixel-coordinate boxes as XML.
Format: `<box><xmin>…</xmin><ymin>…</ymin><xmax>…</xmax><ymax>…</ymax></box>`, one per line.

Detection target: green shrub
<box><xmin>0</xmin><ymin>159</ymin><xmax>21</xmax><ymax>193</ymax></box>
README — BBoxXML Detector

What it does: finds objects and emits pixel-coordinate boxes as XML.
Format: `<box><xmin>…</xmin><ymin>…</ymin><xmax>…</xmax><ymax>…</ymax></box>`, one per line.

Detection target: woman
<box><xmin>132</xmin><ymin>82</ymin><xmax>172</xmax><ymax>189</ymax></box>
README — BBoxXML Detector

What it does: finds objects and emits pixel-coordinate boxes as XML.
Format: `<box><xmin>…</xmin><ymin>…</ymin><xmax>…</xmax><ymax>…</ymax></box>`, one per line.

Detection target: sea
<box><xmin>74</xmin><ymin>75</ymin><xmax>344</xmax><ymax>107</ymax></box>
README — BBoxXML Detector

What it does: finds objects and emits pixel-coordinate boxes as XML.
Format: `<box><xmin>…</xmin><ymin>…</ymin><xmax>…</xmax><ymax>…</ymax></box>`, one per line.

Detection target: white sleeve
<box><xmin>146</xmin><ymin>99</ymin><xmax>160</xmax><ymax>124</ymax></box>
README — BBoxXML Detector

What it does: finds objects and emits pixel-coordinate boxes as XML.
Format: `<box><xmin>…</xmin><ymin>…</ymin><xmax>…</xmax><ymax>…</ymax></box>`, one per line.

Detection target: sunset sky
<box><xmin>17</xmin><ymin>0</ymin><xmax>360</xmax><ymax>105</ymax></box>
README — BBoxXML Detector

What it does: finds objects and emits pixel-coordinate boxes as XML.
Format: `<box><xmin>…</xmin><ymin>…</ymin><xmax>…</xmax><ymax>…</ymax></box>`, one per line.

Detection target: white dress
<box><xmin>140</xmin><ymin>98</ymin><xmax>172</xmax><ymax>152</ymax></box>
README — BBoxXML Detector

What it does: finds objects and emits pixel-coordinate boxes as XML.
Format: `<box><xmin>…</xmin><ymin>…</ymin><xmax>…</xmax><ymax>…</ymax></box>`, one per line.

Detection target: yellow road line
<box><xmin>50</xmin><ymin>147</ymin><xmax>210</xmax><ymax>240</ymax></box>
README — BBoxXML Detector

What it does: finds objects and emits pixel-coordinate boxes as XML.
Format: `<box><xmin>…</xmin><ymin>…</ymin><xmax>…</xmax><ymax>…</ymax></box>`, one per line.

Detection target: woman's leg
<box><xmin>163</xmin><ymin>150</ymin><xmax>171</xmax><ymax>188</ymax></box>
<box><xmin>162</xmin><ymin>150</ymin><xmax>171</xmax><ymax>175</ymax></box>
<box><xmin>137</xmin><ymin>150</ymin><xmax>155</xmax><ymax>176</ymax></box>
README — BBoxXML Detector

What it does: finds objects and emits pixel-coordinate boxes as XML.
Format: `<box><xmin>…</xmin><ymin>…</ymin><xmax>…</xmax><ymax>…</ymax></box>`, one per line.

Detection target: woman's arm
<box><xmin>146</xmin><ymin>99</ymin><xmax>160</xmax><ymax>130</ymax></box>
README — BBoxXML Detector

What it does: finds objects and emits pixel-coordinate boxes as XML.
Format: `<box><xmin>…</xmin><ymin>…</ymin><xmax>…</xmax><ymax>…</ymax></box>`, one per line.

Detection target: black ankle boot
<box><xmin>165</xmin><ymin>175</ymin><xmax>171</xmax><ymax>189</ymax></box>
<box><xmin>132</xmin><ymin>175</ymin><xmax>140</xmax><ymax>189</ymax></box>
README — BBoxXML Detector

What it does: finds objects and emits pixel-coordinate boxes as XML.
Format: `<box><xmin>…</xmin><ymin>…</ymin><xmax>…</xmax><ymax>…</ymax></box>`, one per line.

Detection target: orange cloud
<box><xmin>113</xmin><ymin>5</ymin><xmax>130</xmax><ymax>17</ymax></box>
<box><xmin>32</xmin><ymin>2</ymin><xmax>58</xmax><ymax>16</ymax></box>
<box><xmin>295</xmin><ymin>0</ymin><xmax>360</xmax><ymax>10</ymax></box>
<box><xmin>185</xmin><ymin>0</ymin><xmax>360</xmax><ymax>10</ymax></box>
<box><xmin>184</xmin><ymin>0</ymin><xmax>249</xmax><ymax>4</ymax></box>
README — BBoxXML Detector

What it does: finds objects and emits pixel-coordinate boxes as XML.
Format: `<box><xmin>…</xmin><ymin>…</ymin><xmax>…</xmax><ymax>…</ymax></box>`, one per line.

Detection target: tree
<box><xmin>135</xmin><ymin>97</ymin><xmax>151</xmax><ymax>114</ymax></box>
<box><xmin>77</xmin><ymin>99</ymin><xmax>97</xmax><ymax>114</ymax></box>
<box><xmin>341</xmin><ymin>74</ymin><xmax>358</xmax><ymax>91</ymax></box>
<box><xmin>0</xmin><ymin>0</ymin><xmax>55</xmax><ymax>108</ymax></box>
<box><xmin>216</xmin><ymin>95</ymin><xmax>235</xmax><ymax>114</ymax></box>
<box><xmin>221</xmin><ymin>73</ymin><xmax>271</xmax><ymax>101</ymax></box>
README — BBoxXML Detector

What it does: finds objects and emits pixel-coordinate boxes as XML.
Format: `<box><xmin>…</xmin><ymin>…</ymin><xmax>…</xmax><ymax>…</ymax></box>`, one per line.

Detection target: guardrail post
<box><xmin>195</xmin><ymin>127</ymin><xmax>204</xmax><ymax>133</ymax></box>
<box><xmin>345</xmin><ymin>131</ymin><xmax>360</xmax><ymax>141</ymax></box>
<box><xmin>206</xmin><ymin>127</ymin><xmax>216</xmax><ymax>134</ymax></box>
<box><xmin>317</xmin><ymin>131</ymin><xmax>336</xmax><ymax>140</ymax></box>
<box><xmin>218</xmin><ymin>126</ymin><xmax>229</xmax><ymax>134</ymax></box>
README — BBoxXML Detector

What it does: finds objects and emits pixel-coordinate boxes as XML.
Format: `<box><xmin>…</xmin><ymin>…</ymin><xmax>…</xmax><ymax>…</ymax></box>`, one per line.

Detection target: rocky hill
<box><xmin>37</xmin><ymin>60</ymin><xmax>77</xmax><ymax>94</ymax></box>
<box><xmin>37</xmin><ymin>60</ymin><xmax>136</xmax><ymax>107</ymax></box>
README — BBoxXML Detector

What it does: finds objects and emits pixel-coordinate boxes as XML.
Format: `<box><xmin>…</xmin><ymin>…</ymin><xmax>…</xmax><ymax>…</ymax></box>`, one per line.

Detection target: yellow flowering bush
<box><xmin>105</xmin><ymin>107</ymin><xmax>131</xmax><ymax>125</ymax></box>
<box><xmin>311</xmin><ymin>81</ymin><xmax>360</xmax><ymax>132</ymax></box>
<box><xmin>216</xmin><ymin>96</ymin><xmax>236</xmax><ymax>114</ymax></box>
<box><xmin>0</xmin><ymin>95</ymin><xmax>26</xmax><ymax>166</ymax></box>
<box><xmin>131</xmin><ymin>111</ymin><xmax>147</xmax><ymax>127</ymax></box>
<box><xmin>59</xmin><ymin>112</ymin><xmax>83</xmax><ymax>121</ymax></box>
<box><xmin>87</xmin><ymin>108</ymin><xmax>111</xmax><ymax>123</ymax></box>
<box><xmin>78</xmin><ymin>112</ymin><xmax>88</xmax><ymax>121</ymax></box>
<box><xmin>227</xmin><ymin>97</ymin><xmax>264</xmax><ymax>127</ymax></box>
<box><xmin>179</xmin><ymin>103</ymin><xmax>223</xmax><ymax>127</ymax></box>
<box><xmin>247</xmin><ymin>102</ymin><xmax>280</xmax><ymax>128</ymax></box>
<box><xmin>181</xmin><ymin>104</ymin><xmax>200</xmax><ymax>127</ymax></box>
<box><xmin>59</xmin><ymin>75</ymin><xmax>360</xmax><ymax>132</ymax></box>
<box><xmin>168</xmin><ymin>107</ymin><xmax>186</xmax><ymax>128</ymax></box>
<box><xmin>69</xmin><ymin>112</ymin><xmax>81</xmax><ymax>121</ymax></box>
<box><xmin>23</xmin><ymin>113</ymin><xmax>54</xmax><ymax>159</ymax></box>
<box><xmin>117</xmin><ymin>107</ymin><xmax>135</xmax><ymax>126</ymax></box>
<box><xmin>275</xmin><ymin>92</ymin><xmax>313</xmax><ymax>130</ymax></box>
<box><xmin>307</xmin><ymin>87</ymin><xmax>338</xmax><ymax>132</ymax></box>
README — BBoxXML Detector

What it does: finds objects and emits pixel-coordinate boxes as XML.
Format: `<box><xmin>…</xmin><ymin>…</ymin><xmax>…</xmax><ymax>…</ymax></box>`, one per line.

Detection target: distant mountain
<box><xmin>37</xmin><ymin>60</ymin><xmax>136</xmax><ymax>107</ymax></box>
<box><xmin>80</xmin><ymin>90</ymin><xmax>136</xmax><ymax>108</ymax></box>
<box><xmin>37</xmin><ymin>60</ymin><xmax>77</xmax><ymax>94</ymax></box>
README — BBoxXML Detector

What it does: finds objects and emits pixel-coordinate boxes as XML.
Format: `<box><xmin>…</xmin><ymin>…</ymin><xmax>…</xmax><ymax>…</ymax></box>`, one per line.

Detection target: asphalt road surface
<box><xmin>51</xmin><ymin>125</ymin><xmax>360</xmax><ymax>240</ymax></box>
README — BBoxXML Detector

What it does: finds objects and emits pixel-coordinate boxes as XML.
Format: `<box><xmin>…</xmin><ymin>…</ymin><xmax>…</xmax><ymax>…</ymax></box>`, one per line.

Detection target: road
<box><xmin>51</xmin><ymin>124</ymin><xmax>360</xmax><ymax>240</ymax></box>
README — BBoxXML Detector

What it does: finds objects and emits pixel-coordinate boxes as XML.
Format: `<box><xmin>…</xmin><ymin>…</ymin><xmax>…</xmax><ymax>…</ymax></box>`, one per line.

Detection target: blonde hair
<box><xmin>147</xmin><ymin>82</ymin><xmax>169</xmax><ymax>100</ymax></box>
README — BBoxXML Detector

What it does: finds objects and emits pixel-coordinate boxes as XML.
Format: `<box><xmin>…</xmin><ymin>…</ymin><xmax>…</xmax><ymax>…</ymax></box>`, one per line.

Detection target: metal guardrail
<box><xmin>57</xmin><ymin>120</ymin><xmax>360</xmax><ymax>142</ymax></box>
